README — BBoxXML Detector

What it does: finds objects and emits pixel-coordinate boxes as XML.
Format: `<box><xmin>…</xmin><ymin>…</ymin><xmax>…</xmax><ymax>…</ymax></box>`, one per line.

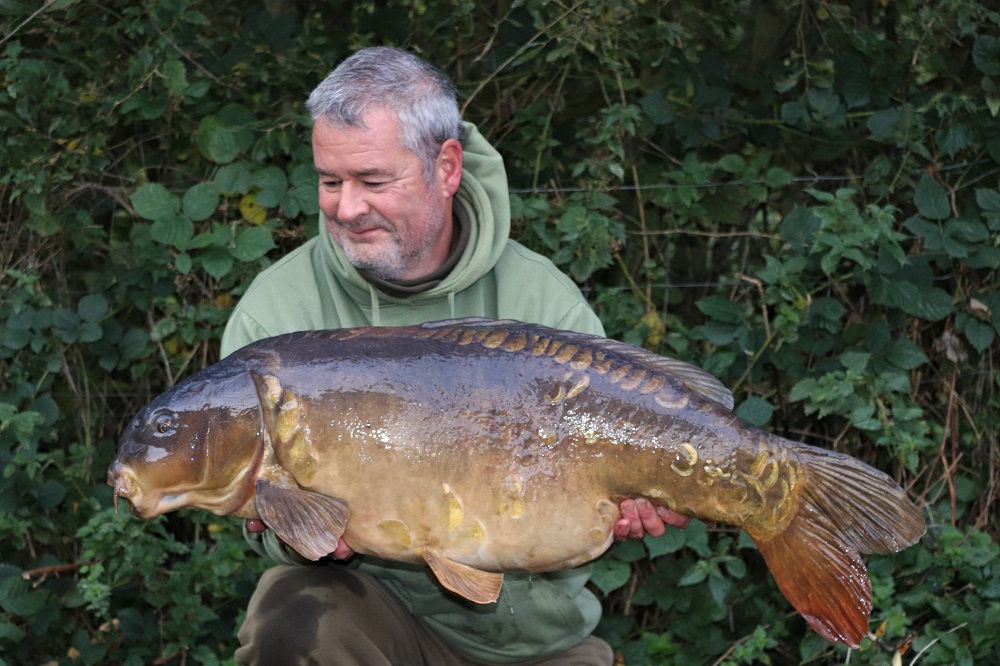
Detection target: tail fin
<box><xmin>753</xmin><ymin>445</ymin><xmax>925</xmax><ymax>647</ymax></box>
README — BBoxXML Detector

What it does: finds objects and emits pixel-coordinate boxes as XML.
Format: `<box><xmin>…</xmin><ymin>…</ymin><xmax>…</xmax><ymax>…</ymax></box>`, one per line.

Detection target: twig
<box><xmin>0</xmin><ymin>0</ymin><xmax>58</xmax><ymax>48</ymax></box>
<box><xmin>462</xmin><ymin>1</ymin><xmax>586</xmax><ymax>116</ymax></box>
<box><xmin>907</xmin><ymin>623</ymin><xmax>967</xmax><ymax>666</ymax></box>
<box><xmin>22</xmin><ymin>561</ymin><xmax>95</xmax><ymax>580</ymax></box>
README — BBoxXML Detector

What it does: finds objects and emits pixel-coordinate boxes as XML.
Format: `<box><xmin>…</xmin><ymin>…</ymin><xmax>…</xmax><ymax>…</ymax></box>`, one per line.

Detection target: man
<box><xmin>222</xmin><ymin>46</ymin><xmax>688</xmax><ymax>665</ymax></box>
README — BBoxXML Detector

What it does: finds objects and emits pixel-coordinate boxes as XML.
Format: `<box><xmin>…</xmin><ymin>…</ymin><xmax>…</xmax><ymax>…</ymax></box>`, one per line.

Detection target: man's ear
<box><xmin>437</xmin><ymin>138</ymin><xmax>463</xmax><ymax>197</ymax></box>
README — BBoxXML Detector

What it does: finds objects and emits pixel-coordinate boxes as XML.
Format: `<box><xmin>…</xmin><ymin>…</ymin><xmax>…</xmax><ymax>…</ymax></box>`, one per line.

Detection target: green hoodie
<box><xmin>221</xmin><ymin>123</ymin><xmax>606</xmax><ymax>662</ymax></box>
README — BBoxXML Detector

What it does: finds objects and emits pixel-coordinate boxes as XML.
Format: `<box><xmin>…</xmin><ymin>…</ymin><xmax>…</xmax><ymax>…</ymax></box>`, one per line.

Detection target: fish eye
<box><xmin>153</xmin><ymin>413</ymin><xmax>176</xmax><ymax>435</ymax></box>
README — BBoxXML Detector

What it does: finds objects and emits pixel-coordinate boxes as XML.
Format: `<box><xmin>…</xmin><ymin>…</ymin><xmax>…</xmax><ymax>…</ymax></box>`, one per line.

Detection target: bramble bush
<box><xmin>2</xmin><ymin>1</ymin><xmax>998</xmax><ymax>664</ymax></box>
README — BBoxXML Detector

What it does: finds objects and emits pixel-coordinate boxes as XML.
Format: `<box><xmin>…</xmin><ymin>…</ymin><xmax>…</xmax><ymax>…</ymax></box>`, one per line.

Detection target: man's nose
<box><xmin>336</xmin><ymin>181</ymin><xmax>370</xmax><ymax>221</ymax></box>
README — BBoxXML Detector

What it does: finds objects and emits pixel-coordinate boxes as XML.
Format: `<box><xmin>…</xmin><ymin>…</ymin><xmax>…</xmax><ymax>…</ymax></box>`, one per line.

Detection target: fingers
<box><xmin>246</xmin><ymin>518</ymin><xmax>267</xmax><ymax>534</ymax></box>
<box><xmin>614</xmin><ymin>498</ymin><xmax>689</xmax><ymax>541</ymax></box>
<box><xmin>246</xmin><ymin>518</ymin><xmax>355</xmax><ymax>560</ymax></box>
<box><xmin>332</xmin><ymin>537</ymin><xmax>354</xmax><ymax>560</ymax></box>
<box><xmin>657</xmin><ymin>506</ymin><xmax>691</xmax><ymax>530</ymax></box>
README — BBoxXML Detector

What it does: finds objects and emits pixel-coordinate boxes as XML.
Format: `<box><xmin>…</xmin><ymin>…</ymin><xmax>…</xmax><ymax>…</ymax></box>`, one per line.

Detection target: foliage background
<box><xmin>2</xmin><ymin>0</ymin><xmax>999</xmax><ymax>664</ymax></box>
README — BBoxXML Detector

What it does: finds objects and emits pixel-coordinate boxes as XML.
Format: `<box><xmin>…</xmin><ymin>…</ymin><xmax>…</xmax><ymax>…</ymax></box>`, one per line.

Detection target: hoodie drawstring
<box><xmin>369</xmin><ymin>285</ymin><xmax>381</xmax><ymax>326</ymax></box>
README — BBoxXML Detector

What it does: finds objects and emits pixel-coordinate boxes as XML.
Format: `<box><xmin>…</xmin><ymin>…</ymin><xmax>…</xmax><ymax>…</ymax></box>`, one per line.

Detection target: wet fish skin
<box><xmin>108</xmin><ymin>317</ymin><xmax>925</xmax><ymax>648</ymax></box>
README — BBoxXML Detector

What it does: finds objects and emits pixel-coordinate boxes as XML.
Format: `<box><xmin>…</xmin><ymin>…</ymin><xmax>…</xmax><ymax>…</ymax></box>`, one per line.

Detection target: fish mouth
<box><xmin>107</xmin><ymin>462</ymin><xmax>161</xmax><ymax>519</ymax></box>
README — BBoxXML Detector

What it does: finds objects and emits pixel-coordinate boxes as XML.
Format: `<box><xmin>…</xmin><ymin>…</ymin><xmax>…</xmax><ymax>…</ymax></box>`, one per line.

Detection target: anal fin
<box><xmin>255</xmin><ymin>476</ymin><xmax>350</xmax><ymax>561</ymax></box>
<box><xmin>423</xmin><ymin>547</ymin><xmax>503</xmax><ymax>604</ymax></box>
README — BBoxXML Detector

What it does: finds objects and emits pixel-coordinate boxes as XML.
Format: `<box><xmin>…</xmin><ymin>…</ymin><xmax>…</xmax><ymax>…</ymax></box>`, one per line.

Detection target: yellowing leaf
<box><xmin>240</xmin><ymin>192</ymin><xmax>267</xmax><ymax>225</ymax></box>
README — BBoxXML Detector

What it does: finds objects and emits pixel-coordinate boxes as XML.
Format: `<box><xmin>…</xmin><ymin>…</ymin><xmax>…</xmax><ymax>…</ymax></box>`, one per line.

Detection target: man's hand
<box><xmin>246</xmin><ymin>519</ymin><xmax>355</xmax><ymax>560</ymax></box>
<box><xmin>614</xmin><ymin>498</ymin><xmax>690</xmax><ymax>541</ymax></box>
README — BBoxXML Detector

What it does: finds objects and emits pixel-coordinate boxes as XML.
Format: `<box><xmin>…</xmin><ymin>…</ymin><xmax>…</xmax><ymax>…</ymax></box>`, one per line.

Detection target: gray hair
<box><xmin>306</xmin><ymin>47</ymin><xmax>465</xmax><ymax>182</ymax></box>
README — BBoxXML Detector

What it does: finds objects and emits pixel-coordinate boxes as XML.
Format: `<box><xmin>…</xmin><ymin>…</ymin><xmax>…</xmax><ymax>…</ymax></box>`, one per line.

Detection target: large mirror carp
<box><xmin>108</xmin><ymin>317</ymin><xmax>925</xmax><ymax>647</ymax></box>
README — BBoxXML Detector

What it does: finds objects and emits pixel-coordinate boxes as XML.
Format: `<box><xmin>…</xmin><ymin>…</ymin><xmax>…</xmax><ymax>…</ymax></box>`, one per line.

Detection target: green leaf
<box><xmin>914</xmin><ymin>174</ymin><xmax>951</xmax><ymax>220</ymax></box>
<box><xmin>779</xmin><ymin>206</ymin><xmax>821</xmax><ymax>250</ymax></box>
<box><xmin>230</xmin><ymin>226</ymin><xmax>275</xmax><ymax>262</ymax></box>
<box><xmin>589</xmin><ymin>557</ymin><xmax>631</xmax><ymax>595</ymax></box>
<box><xmin>119</xmin><ymin>329</ymin><xmax>149</xmax><ymax>361</ymax></box>
<box><xmin>764</xmin><ymin>167</ymin><xmax>793</xmax><ymax>188</ymax></box>
<box><xmin>960</xmin><ymin>316</ymin><xmax>996</xmax><ymax>353</ymax></box>
<box><xmin>677</xmin><ymin>564</ymin><xmax>707</xmax><ymax>586</ymax></box>
<box><xmin>0</xmin><ymin>569</ymin><xmax>48</xmax><ymax>617</ymax></box>
<box><xmin>936</xmin><ymin>124</ymin><xmax>970</xmax><ymax>157</ymax></box>
<box><xmin>130</xmin><ymin>183</ymin><xmax>180</xmax><ymax>221</ymax></box>
<box><xmin>254</xmin><ymin>166</ymin><xmax>289</xmax><ymax>208</ymax></box>
<box><xmin>887</xmin><ymin>338</ymin><xmax>928</xmax><ymax>370</ymax></box>
<box><xmin>716</xmin><ymin>154</ymin><xmax>745</xmax><ymax>173</ymax></box>
<box><xmin>200</xmin><ymin>247</ymin><xmax>234</xmax><ymax>279</ymax></box>
<box><xmin>640</xmin><ymin>89</ymin><xmax>673</xmax><ymax>125</ymax></box>
<box><xmin>182</xmin><ymin>183</ymin><xmax>220</xmax><ymax>222</ymax></box>
<box><xmin>840</xmin><ymin>350</ymin><xmax>870</xmax><ymax>372</ymax></box>
<box><xmin>175</xmin><ymin>252</ymin><xmax>192</xmax><ymax>274</ymax></box>
<box><xmin>973</xmin><ymin>34</ymin><xmax>1000</xmax><ymax>76</ymax></box>
<box><xmin>897</xmin><ymin>287</ymin><xmax>954</xmax><ymax>322</ymax></box>
<box><xmin>162</xmin><ymin>59</ymin><xmax>188</xmax><ymax>95</ymax></box>
<box><xmin>866</xmin><ymin>108</ymin><xmax>899</xmax><ymax>142</ymax></box>
<box><xmin>197</xmin><ymin>108</ymin><xmax>255</xmax><ymax>165</ymax></box>
<box><xmin>77</xmin><ymin>294</ymin><xmax>108</xmax><ymax>322</ymax></box>
<box><xmin>976</xmin><ymin>188</ymin><xmax>1000</xmax><ymax>212</ymax></box>
<box><xmin>735</xmin><ymin>396</ymin><xmax>774</xmax><ymax>426</ymax></box>
<box><xmin>215</xmin><ymin>162</ymin><xmax>255</xmax><ymax>194</ymax></box>
<box><xmin>645</xmin><ymin>528</ymin><xmax>685</xmax><ymax>559</ymax></box>
<box><xmin>696</xmin><ymin>296</ymin><xmax>743</xmax><ymax>324</ymax></box>
<box><xmin>150</xmin><ymin>215</ymin><xmax>195</xmax><ymax>249</ymax></box>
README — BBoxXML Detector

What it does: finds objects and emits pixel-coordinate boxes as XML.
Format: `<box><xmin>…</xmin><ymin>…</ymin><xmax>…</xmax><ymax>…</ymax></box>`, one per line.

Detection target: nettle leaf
<box><xmin>130</xmin><ymin>183</ymin><xmax>180</xmax><ymax>221</ymax></box>
<box><xmin>914</xmin><ymin>173</ymin><xmax>951</xmax><ymax>220</ymax></box>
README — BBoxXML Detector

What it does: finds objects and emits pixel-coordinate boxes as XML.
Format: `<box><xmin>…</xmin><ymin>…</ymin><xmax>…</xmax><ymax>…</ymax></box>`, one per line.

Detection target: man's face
<box><xmin>312</xmin><ymin>109</ymin><xmax>457</xmax><ymax>281</ymax></box>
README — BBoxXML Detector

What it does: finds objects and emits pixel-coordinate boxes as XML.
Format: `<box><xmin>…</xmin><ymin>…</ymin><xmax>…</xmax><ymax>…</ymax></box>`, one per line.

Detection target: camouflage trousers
<box><xmin>235</xmin><ymin>564</ymin><xmax>613</xmax><ymax>666</ymax></box>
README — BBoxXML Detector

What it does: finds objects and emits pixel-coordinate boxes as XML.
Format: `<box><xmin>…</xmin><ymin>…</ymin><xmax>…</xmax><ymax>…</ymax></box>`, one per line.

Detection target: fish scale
<box><xmin>108</xmin><ymin>317</ymin><xmax>924</xmax><ymax>648</ymax></box>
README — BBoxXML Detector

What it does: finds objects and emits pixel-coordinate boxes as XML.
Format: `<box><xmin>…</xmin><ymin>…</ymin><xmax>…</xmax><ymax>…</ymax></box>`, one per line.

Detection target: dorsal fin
<box><xmin>419</xmin><ymin>318</ymin><xmax>734</xmax><ymax>411</ymax></box>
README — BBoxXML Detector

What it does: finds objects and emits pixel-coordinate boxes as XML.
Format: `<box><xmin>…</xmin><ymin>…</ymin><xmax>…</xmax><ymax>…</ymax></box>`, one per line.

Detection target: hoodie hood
<box><xmin>319</xmin><ymin>122</ymin><xmax>511</xmax><ymax>315</ymax></box>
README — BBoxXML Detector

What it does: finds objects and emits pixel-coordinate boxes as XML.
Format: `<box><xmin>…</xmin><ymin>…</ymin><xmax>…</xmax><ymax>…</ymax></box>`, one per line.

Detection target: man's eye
<box><xmin>364</xmin><ymin>181</ymin><xmax>386</xmax><ymax>189</ymax></box>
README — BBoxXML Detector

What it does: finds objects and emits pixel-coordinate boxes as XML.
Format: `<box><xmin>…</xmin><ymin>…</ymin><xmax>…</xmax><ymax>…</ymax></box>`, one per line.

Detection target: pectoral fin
<box><xmin>255</xmin><ymin>474</ymin><xmax>350</xmax><ymax>561</ymax></box>
<box><xmin>422</xmin><ymin>547</ymin><xmax>503</xmax><ymax>604</ymax></box>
